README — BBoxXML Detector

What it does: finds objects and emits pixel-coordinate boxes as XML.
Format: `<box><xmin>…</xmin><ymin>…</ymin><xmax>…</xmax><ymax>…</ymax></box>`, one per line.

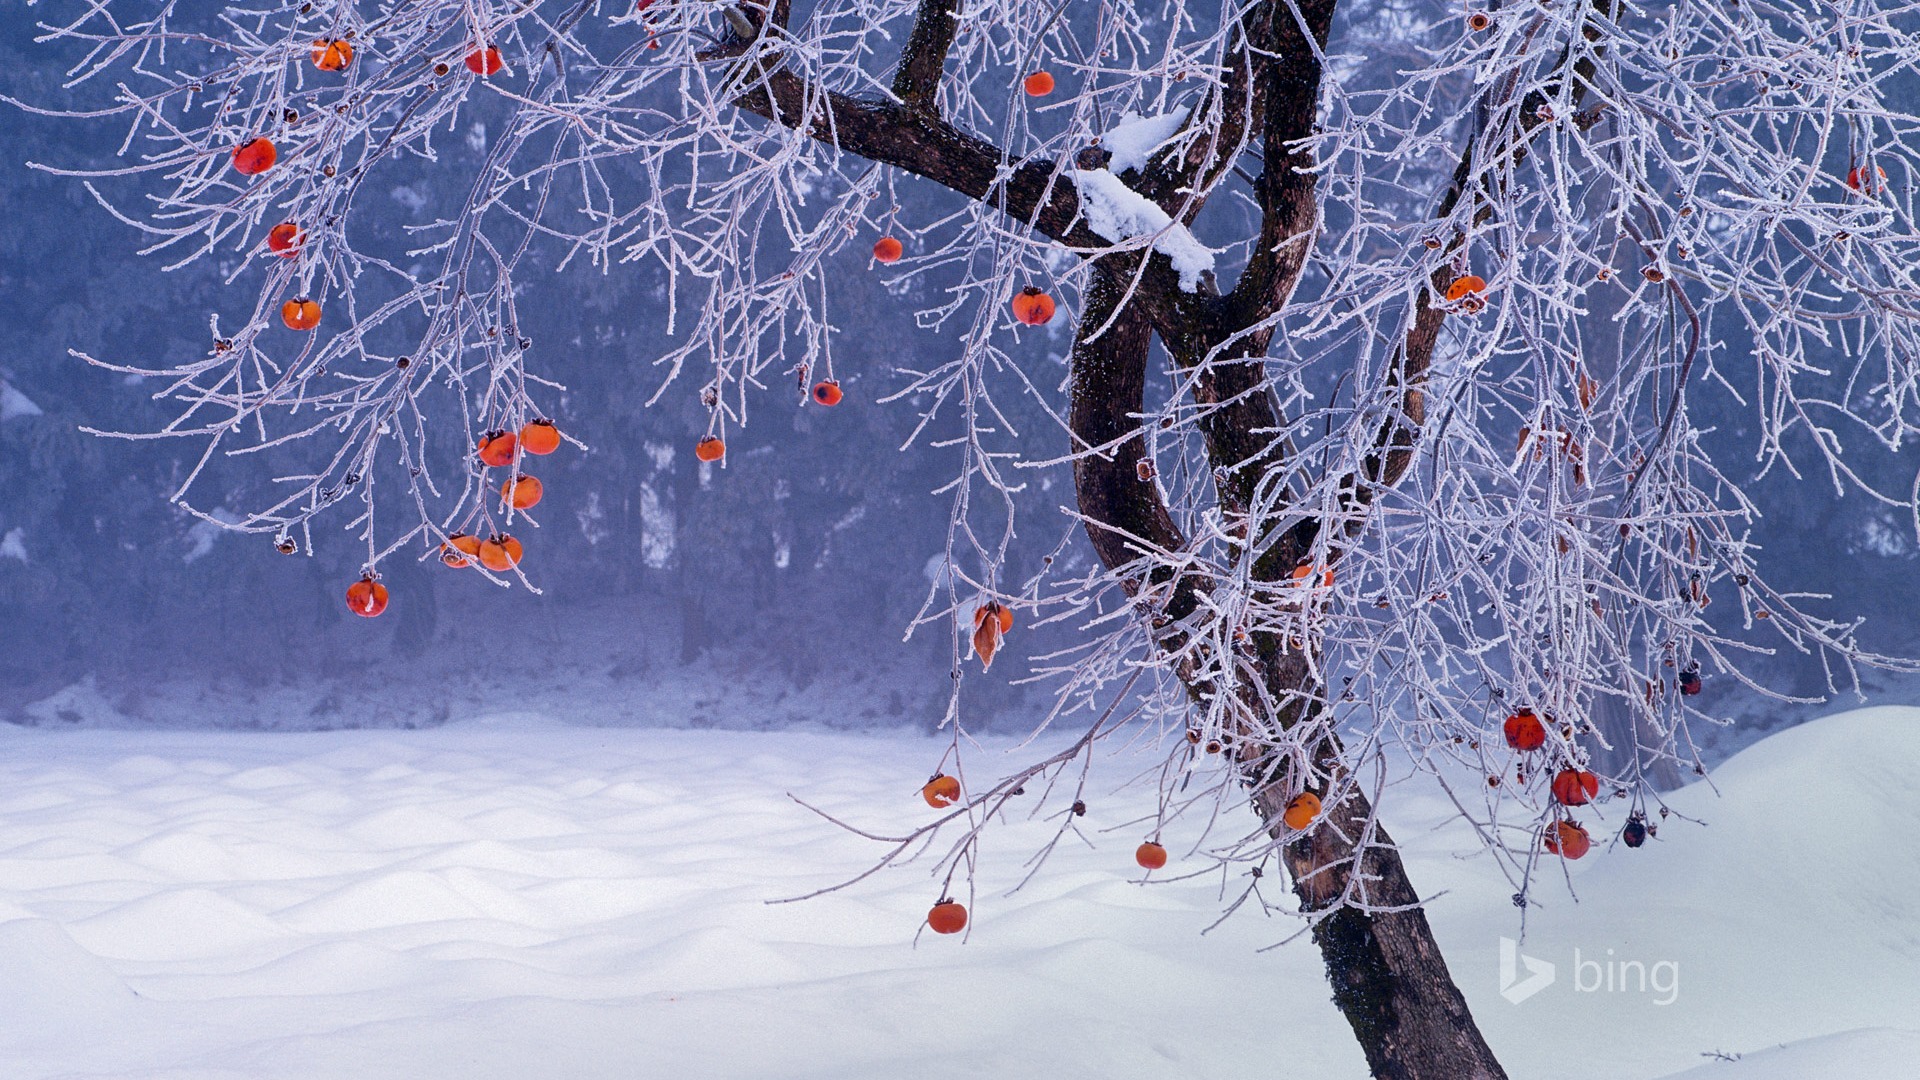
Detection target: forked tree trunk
<box><xmin>1070</xmin><ymin>270</ymin><xmax>1507</xmax><ymax>1080</ymax></box>
<box><xmin>721</xmin><ymin>1</ymin><xmax>1510</xmax><ymax>1071</ymax></box>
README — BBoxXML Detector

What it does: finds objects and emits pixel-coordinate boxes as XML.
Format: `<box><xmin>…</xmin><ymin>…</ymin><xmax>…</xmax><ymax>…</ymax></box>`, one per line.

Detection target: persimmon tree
<box><xmin>23</xmin><ymin>0</ymin><xmax>1920</xmax><ymax>1075</ymax></box>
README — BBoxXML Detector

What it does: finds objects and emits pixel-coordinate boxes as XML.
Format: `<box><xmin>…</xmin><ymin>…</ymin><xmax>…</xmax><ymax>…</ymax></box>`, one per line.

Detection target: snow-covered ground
<box><xmin>0</xmin><ymin>707</ymin><xmax>1915</xmax><ymax>1079</ymax></box>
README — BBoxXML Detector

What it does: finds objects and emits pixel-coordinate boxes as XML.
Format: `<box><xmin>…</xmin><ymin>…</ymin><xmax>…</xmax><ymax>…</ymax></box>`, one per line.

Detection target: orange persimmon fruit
<box><xmin>812</xmin><ymin>380</ymin><xmax>843</xmax><ymax>407</ymax></box>
<box><xmin>345</xmin><ymin>575</ymin><xmax>389</xmax><ymax>617</ymax></box>
<box><xmin>311</xmin><ymin>39</ymin><xmax>354</xmax><ymax>71</ymax></box>
<box><xmin>476</xmin><ymin>430</ymin><xmax>517</xmax><ymax>467</ymax></box>
<box><xmin>281</xmin><ymin>298</ymin><xmax>321</xmax><ymax>330</ymax></box>
<box><xmin>1503</xmin><ymin>708</ymin><xmax>1547</xmax><ymax>751</ymax></box>
<box><xmin>1011</xmin><ymin>286</ymin><xmax>1056</xmax><ymax>326</ymax></box>
<box><xmin>1544</xmin><ymin>820</ymin><xmax>1591</xmax><ymax>859</ymax></box>
<box><xmin>440</xmin><ymin>533</ymin><xmax>481</xmax><ymax>568</ymax></box>
<box><xmin>1445</xmin><ymin>274</ymin><xmax>1486</xmax><ymax>302</ymax></box>
<box><xmin>267</xmin><ymin>222</ymin><xmax>303</xmax><ymax>258</ymax></box>
<box><xmin>927</xmin><ymin>900</ymin><xmax>968</xmax><ymax>934</ymax></box>
<box><xmin>1024</xmin><ymin>71</ymin><xmax>1055</xmax><ymax>96</ymax></box>
<box><xmin>922</xmin><ymin>773</ymin><xmax>960</xmax><ymax>808</ymax></box>
<box><xmin>872</xmin><ymin>236</ymin><xmax>903</xmax><ymax>263</ymax></box>
<box><xmin>232</xmin><ymin>137</ymin><xmax>277</xmax><ymax>176</ymax></box>
<box><xmin>1283</xmin><ymin>791</ymin><xmax>1322</xmax><ymax>830</ymax></box>
<box><xmin>1135</xmin><ymin>841</ymin><xmax>1168</xmax><ymax>870</ymax></box>
<box><xmin>1550</xmin><ymin>767</ymin><xmax>1600</xmax><ymax>807</ymax></box>
<box><xmin>477</xmin><ymin>534</ymin><xmax>523</xmax><ymax>572</ymax></box>
<box><xmin>694</xmin><ymin>436</ymin><xmax>725</xmax><ymax>463</ymax></box>
<box><xmin>1848</xmin><ymin>164</ymin><xmax>1887</xmax><ymax>194</ymax></box>
<box><xmin>519</xmin><ymin>419</ymin><xmax>561</xmax><ymax>455</ymax></box>
<box><xmin>1290</xmin><ymin>561</ymin><xmax>1334</xmax><ymax>587</ymax></box>
<box><xmin>501</xmin><ymin>475</ymin><xmax>543</xmax><ymax>510</ymax></box>
<box><xmin>466</xmin><ymin>46</ymin><xmax>503</xmax><ymax>76</ymax></box>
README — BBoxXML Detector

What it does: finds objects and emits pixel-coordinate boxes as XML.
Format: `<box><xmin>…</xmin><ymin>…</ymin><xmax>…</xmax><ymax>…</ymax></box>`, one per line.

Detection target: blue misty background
<box><xmin>1</xmin><ymin>8</ymin><xmax>1915</xmax><ymax>754</ymax></box>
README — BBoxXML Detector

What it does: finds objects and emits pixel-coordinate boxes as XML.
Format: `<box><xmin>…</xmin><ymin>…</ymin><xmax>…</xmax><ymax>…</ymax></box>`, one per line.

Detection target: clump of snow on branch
<box><xmin>1068</xmin><ymin>169</ymin><xmax>1216</xmax><ymax>291</ymax></box>
<box><xmin>1101</xmin><ymin>108</ymin><xmax>1190</xmax><ymax>176</ymax></box>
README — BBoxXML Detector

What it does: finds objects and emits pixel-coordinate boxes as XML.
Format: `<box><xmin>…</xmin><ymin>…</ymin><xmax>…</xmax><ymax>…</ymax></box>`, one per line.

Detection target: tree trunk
<box><xmin>1069</xmin><ymin>268</ymin><xmax>1507</xmax><ymax>1080</ymax></box>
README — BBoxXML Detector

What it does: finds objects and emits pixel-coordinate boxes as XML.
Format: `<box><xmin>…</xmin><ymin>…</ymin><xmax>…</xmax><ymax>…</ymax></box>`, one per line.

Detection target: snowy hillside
<box><xmin>0</xmin><ymin>708</ymin><xmax>1915</xmax><ymax>1079</ymax></box>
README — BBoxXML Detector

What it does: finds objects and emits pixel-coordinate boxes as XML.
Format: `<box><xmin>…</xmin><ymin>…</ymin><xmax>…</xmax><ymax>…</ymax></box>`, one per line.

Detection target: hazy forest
<box><xmin>3</xmin><ymin>5</ymin><xmax>1916</xmax><ymax>743</ymax></box>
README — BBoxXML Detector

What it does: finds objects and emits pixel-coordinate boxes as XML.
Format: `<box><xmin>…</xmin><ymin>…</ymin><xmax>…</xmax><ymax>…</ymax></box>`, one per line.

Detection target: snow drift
<box><xmin>0</xmin><ymin>707</ymin><xmax>1913</xmax><ymax>1078</ymax></box>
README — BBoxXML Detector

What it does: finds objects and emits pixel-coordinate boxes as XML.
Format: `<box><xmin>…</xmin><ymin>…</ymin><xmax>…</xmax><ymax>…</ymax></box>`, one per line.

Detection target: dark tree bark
<box><xmin>1071</xmin><ymin>259</ymin><xmax>1505</xmax><ymax>1080</ymax></box>
<box><xmin>714</xmin><ymin>2</ymin><xmax>1519</xmax><ymax>1074</ymax></box>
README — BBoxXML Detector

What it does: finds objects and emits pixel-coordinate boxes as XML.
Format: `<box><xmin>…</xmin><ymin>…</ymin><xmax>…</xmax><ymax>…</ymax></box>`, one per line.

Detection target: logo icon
<box><xmin>1499</xmin><ymin>937</ymin><xmax>1555</xmax><ymax>1004</ymax></box>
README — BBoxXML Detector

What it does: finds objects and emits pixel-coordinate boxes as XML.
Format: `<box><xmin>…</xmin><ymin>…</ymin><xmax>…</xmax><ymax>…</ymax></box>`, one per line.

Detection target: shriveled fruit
<box><xmin>971</xmin><ymin>601</ymin><xmax>1013</xmax><ymax>671</ymax></box>
<box><xmin>1622</xmin><ymin>818</ymin><xmax>1648</xmax><ymax>848</ymax></box>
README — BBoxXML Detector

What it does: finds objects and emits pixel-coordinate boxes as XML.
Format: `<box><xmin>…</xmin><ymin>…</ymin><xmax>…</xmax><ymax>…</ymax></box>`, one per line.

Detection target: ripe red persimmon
<box><xmin>477</xmin><ymin>534</ymin><xmax>523</xmax><ymax>572</ymax></box>
<box><xmin>812</xmin><ymin>380</ymin><xmax>843</xmax><ymax>407</ymax></box>
<box><xmin>466</xmin><ymin>46</ymin><xmax>503</xmax><ymax>76</ymax></box>
<box><xmin>281</xmin><ymin>298</ymin><xmax>321</xmax><ymax>331</ymax></box>
<box><xmin>872</xmin><ymin>236</ymin><xmax>903</xmax><ymax>263</ymax></box>
<box><xmin>476</xmin><ymin>430</ymin><xmax>517</xmax><ymax>467</ymax></box>
<box><xmin>1446</xmin><ymin>274</ymin><xmax>1487</xmax><ymax>302</ymax></box>
<box><xmin>1135</xmin><ymin>841</ymin><xmax>1168</xmax><ymax>869</ymax></box>
<box><xmin>1503</xmin><ymin>708</ymin><xmax>1547</xmax><ymax>751</ymax></box>
<box><xmin>694</xmin><ymin>436</ymin><xmax>725</xmax><ymax>463</ymax></box>
<box><xmin>266</xmin><ymin>222</ymin><xmax>303</xmax><ymax>258</ymax></box>
<box><xmin>1544</xmin><ymin>820</ymin><xmax>1591</xmax><ymax>859</ymax></box>
<box><xmin>440</xmin><ymin>533</ymin><xmax>481</xmax><ymax>568</ymax></box>
<box><xmin>501</xmin><ymin>475</ymin><xmax>543</xmax><ymax>510</ymax></box>
<box><xmin>922</xmin><ymin>773</ymin><xmax>960</xmax><ymax>808</ymax></box>
<box><xmin>232</xmin><ymin>138</ymin><xmax>277</xmax><ymax>176</ymax></box>
<box><xmin>345</xmin><ymin>575</ymin><xmax>388</xmax><ymax>617</ymax></box>
<box><xmin>1290</xmin><ymin>561</ymin><xmax>1334</xmax><ymax>587</ymax></box>
<box><xmin>1024</xmin><ymin>71</ymin><xmax>1055</xmax><ymax>97</ymax></box>
<box><xmin>311</xmin><ymin>39</ymin><xmax>354</xmax><ymax>71</ymax></box>
<box><xmin>1011</xmin><ymin>286</ymin><xmax>1056</xmax><ymax>326</ymax></box>
<box><xmin>1550</xmin><ymin>768</ymin><xmax>1600</xmax><ymax>807</ymax></box>
<box><xmin>519</xmin><ymin>419</ymin><xmax>561</xmax><ymax>455</ymax></box>
<box><xmin>1848</xmin><ymin>164</ymin><xmax>1887</xmax><ymax>194</ymax></box>
<box><xmin>927</xmin><ymin>900</ymin><xmax>968</xmax><ymax>934</ymax></box>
